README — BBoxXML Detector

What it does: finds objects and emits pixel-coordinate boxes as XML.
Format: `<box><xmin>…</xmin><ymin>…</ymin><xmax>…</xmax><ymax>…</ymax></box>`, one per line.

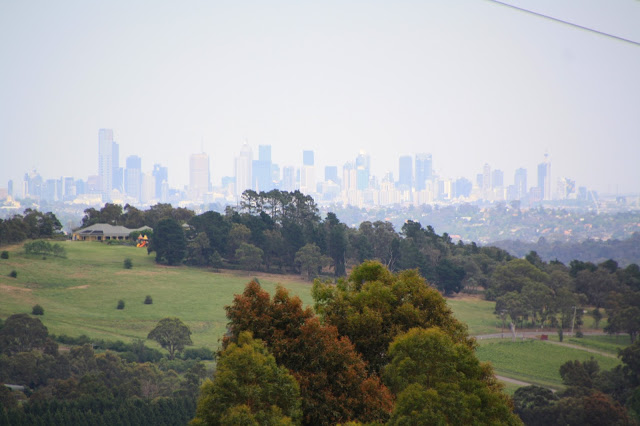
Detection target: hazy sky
<box><xmin>1</xmin><ymin>0</ymin><xmax>639</xmax><ymax>194</ymax></box>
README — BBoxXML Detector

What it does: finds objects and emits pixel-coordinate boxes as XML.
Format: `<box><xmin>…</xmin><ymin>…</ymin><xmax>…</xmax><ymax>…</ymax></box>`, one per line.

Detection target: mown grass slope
<box><xmin>476</xmin><ymin>339</ymin><xmax>622</xmax><ymax>389</ymax></box>
<box><xmin>0</xmin><ymin>241</ymin><xmax>314</xmax><ymax>350</ymax></box>
<box><xmin>1</xmin><ymin>240</ymin><xmax>626</xmax><ymax>392</ymax></box>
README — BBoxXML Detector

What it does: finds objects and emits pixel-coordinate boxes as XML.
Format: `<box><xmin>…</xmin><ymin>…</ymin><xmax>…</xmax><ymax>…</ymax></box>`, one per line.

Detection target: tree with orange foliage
<box><xmin>223</xmin><ymin>281</ymin><xmax>394</xmax><ymax>425</ymax></box>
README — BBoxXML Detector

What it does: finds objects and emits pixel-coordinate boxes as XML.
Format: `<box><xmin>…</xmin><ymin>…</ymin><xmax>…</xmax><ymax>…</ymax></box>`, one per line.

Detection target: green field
<box><xmin>0</xmin><ymin>241</ymin><xmax>631</xmax><ymax>392</ymax></box>
<box><xmin>476</xmin><ymin>339</ymin><xmax>622</xmax><ymax>389</ymax></box>
<box><xmin>0</xmin><ymin>241</ymin><xmax>314</xmax><ymax>350</ymax></box>
<box><xmin>546</xmin><ymin>334</ymin><xmax>631</xmax><ymax>354</ymax></box>
<box><xmin>446</xmin><ymin>296</ymin><xmax>502</xmax><ymax>335</ymax></box>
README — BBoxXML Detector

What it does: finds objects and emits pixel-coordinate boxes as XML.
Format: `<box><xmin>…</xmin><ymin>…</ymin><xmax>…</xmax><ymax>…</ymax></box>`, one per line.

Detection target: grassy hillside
<box><xmin>476</xmin><ymin>339</ymin><xmax>621</xmax><ymax>389</ymax></box>
<box><xmin>1</xmin><ymin>240</ymin><xmax>627</xmax><ymax>393</ymax></box>
<box><xmin>0</xmin><ymin>241</ymin><xmax>314</xmax><ymax>350</ymax></box>
<box><xmin>445</xmin><ymin>296</ymin><xmax>501</xmax><ymax>335</ymax></box>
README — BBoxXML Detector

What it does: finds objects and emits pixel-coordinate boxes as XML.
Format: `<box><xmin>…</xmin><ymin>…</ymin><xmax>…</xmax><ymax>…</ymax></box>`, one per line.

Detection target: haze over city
<box><xmin>1</xmin><ymin>0</ymin><xmax>640</xmax><ymax>194</ymax></box>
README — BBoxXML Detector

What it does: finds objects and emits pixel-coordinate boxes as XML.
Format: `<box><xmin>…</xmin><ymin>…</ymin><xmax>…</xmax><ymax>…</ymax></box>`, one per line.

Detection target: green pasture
<box><xmin>476</xmin><ymin>339</ymin><xmax>622</xmax><ymax>389</ymax></box>
<box><xmin>445</xmin><ymin>297</ymin><xmax>502</xmax><ymax>335</ymax></box>
<box><xmin>0</xmin><ymin>241</ymin><xmax>631</xmax><ymax>392</ymax></box>
<box><xmin>0</xmin><ymin>241</ymin><xmax>314</xmax><ymax>350</ymax></box>
<box><xmin>546</xmin><ymin>334</ymin><xmax>631</xmax><ymax>355</ymax></box>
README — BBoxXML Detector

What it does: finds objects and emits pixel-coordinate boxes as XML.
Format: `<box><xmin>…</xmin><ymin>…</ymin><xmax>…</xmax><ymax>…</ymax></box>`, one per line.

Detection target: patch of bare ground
<box><xmin>114</xmin><ymin>269</ymin><xmax>170</xmax><ymax>277</ymax></box>
<box><xmin>69</xmin><ymin>285</ymin><xmax>90</xmax><ymax>290</ymax></box>
<box><xmin>67</xmin><ymin>272</ymin><xmax>89</xmax><ymax>279</ymax></box>
<box><xmin>445</xmin><ymin>293</ymin><xmax>485</xmax><ymax>301</ymax></box>
<box><xmin>220</xmin><ymin>269</ymin><xmax>310</xmax><ymax>284</ymax></box>
<box><xmin>0</xmin><ymin>284</ymin><xmax>32</xmax><ymax>293</ymax></box>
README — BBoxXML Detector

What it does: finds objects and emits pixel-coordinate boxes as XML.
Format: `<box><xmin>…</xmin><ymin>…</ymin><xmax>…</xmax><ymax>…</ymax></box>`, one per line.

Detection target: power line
<box><xmin>484</xmin><ymin>0</ymin><xmax>640</xmax><ymax>47</ymax></box>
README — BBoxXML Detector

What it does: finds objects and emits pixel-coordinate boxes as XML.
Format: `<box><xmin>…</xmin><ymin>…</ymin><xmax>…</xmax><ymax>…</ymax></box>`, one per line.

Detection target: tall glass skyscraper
<box><xmin>398</xmin><ymin>155</ymin><xmax>412</xmax><ymax>188</ymax></box>
<box><xmin>514</xmin><ymin>168</ymin><xmax>527</xmax><ymax>200</ymax></box>
<box><xmin>415</xmin><ymin>153</ymin><xmax>432</xmax><ymax>191</ymax></box>
<box><xmin>125</xmin><ymin>155</ymin><xmax>142</xmax><ymax>201</ymax></box>
<box><xmin>98</xmin><ymin>129</ymin><xmax>114</xmax><ymax>201</ymax></box>
<box><xmin>537</xmin><ymin>155</ymin><xmax>551</xmax><ymax>201</ymax></box>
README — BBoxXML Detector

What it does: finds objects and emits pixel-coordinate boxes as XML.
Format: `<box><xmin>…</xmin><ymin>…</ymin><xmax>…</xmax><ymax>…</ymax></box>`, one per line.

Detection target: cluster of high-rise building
<box><xmin>0</xmin><ymin>129</ymin><xmax>586</xmax><ymax>209</ymax></box>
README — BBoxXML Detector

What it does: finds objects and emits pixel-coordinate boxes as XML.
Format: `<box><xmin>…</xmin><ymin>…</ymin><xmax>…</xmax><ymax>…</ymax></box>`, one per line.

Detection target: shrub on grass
<box><xmin>144</xmin><ymin>295</ymin><xmax>153</xmax><ymax>305</ymax></box>
<box><xmin>9</xmin><ymin>270</ymin><xmax>17</xmax><ymax>278</ymax></box>
<box><xmin>1</xmin><ymin>251</ymin><xmax>8</xmax><ymax>259</ymax></box>
<box><xmin>32</xmin><ymin>304</ymin><xmax>44</xmax><ymax>315</ymax></box>
<box><xmin>124</xmin><ymin>258</ymin><xmax>133</xmax><ymax>269</ymax></box>
<box><xmin>117</xmin><ymin>300</ymin><xmax>125</xmax><ymax>310</ymax></box>
<box><xmin>180</xmin><ymin>347</ymin><xmax>215</xmax><ymax>360</ymax></box>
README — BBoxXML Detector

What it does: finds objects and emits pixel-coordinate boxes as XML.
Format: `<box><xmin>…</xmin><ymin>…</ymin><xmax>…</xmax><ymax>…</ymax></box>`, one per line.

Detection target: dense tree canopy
<box><xmin>384</xmin><ymin>327</ymin><xmax>521</xmax><ymax>425</ymax></box>
<box><xmin>223</xmin><ymin>281</ymin><xmax>394</xmax><ymax>425</ymax></box>
<box><xmin>193</xmin><ymin>331</ymin><xmax>301</xmax><ymax>425</ymax></box>
<box><xmin>0</xmin><ymin>209</ymin><xmax>62</xmax><ymax>245</ymax></box>
<box><xmin>0</xmin><ymin>314</ymin><xmax>49</xmax><ymax>355</ymax></box>
<box><xmin>147</xmin><ymin>317</ymin><xmax>193</xmax><ymax>360</ymax></box>
<box><xmin>313</xmin><ymin>261</ymin><xmax>470</xmax><ymax>373</ymax></box>
<box><xmin>150</xmin><ymin>218</ymin><xmax>186</xmax><ymax>265</ymax></box>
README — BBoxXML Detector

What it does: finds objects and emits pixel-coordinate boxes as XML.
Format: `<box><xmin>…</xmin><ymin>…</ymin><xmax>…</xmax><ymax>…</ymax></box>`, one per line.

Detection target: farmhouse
<box><xmin>72</xmin><ymin>224</ymin><xmax>152</xmax><ymax>242</ymax></box>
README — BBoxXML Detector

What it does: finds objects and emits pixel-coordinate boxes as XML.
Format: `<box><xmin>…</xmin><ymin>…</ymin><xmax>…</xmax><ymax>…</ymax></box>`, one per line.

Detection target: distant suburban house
<box><xmin>72</xmin><ymin>224</ymin><xmax>152</xmax><ymax>242</ymax></box>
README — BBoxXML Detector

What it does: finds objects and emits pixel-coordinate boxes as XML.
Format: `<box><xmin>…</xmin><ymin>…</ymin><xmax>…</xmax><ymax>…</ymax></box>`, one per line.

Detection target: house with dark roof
<box><xmin>72</xmin><ymin>224</ymin><xmax>152</xmax><ymax>242</ymax></box>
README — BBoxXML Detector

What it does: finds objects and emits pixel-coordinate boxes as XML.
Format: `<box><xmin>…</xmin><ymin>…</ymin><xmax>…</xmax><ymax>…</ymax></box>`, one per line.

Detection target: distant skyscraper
<box><xmin>7</xmin><ymin>180</ymin><xmax>13</xmax><ymax>197</ymax></box>
<box><xmin>23</xmin><ymin>170</ymin><xmax>42</xmax><ymax>199</ymax></box>
<box><xmin>514</xmin><ymin>168</ymin><xmax>527</xmax><ymax>199</ymax></box>
<box><xmin>482</xmin><ymin>163</ymin><xmax>491</xmax><ymax>197</ymax></box>
<box><xmin>537</xmin><ymin>154</ymin><xmax>552</xmax><ymax>201</ymax></box>
<box><xmin>282</xmin><ymin>166</ymin><xmax>296</xmax><ymax>191</ymax></box>
<box><xmin>98</xmin><ymin>129</ymin><xmax>114</xmax><ymax>201</ymax></box>
<box><xmin>253</xmin><ymin>145</ymin><xmax>273</xmax><ymax>191</ymax></box>
<box><xmin>300</xmin><ymin>150</ymin><xmax>316</xmax><ymax>194</ymax></box>
<box><xmin>454</xmin><ymin>177</ymin><xmax>472</xmax><ymax>198</ymax></box>
<box><xmin>355</xmin><ymin>151</ymin><xmax>370</xmax><ymax>191</ymax></box>
<box><xmin>63</xmin><ymin>177</ymin><xmax>76</xmax><ymax>199</ymax></box>
<box><xmin>140</xmin><ymin>172</ymin><xmax>156</xmax><ymax>204</ymax></box>
<box><xmin>259</xmin><ymin>145</ymin><xmax>271</xmax><ymax>162</ymax></box>
<box><xmin>190</xmin><ymin>152</ymin><xmax>210</xmax><ymax>200</ymax></box>
<box><xmin>303</xmin><ymin>150</ymin><xmax>314</xmax><ymax>166</ymax></box>
<box><xmin>125</xmin><ymin>155</ymin><xmax>142</xmax><ymax>201</ymax></box>
<box><xmin>42</xmin><ymin>179</ymin><xmax>58</xmax><ymax>203</ymax></box>
<box><xmin>342</xmin><ymin>162</ymin><xmax>357</xmax><ymax>191</ymax></box>
<box><xmin>112</xmin><ymin>142</ymin><xmax>123</xmax><ymax>193</ymax></box>
<box><xmin>271</xmin><ymin>164</ymin><xmax>280</xmax><ymax>186</ymax></box>
<box><xmin>398</xmin><ymin>155</ymin><xmax>412</xmax><ymax>188</ymax></box>
<box><xmin>235</xmin><ymin>143</ymin><xmax>253</xmax><ymax>198</ymax></box>
<box><xmin>415</xmin><ymin>153</ymin><xmax>432</xmax><ymax>190</ymax></box>
<box><xmin>324</xmin><ymin>166</ymin><xmax>338</xmax><ymax>183</ymax></box>
<box><xmin>491</xmin><ymin>169</ymin><xmax>504</xmax><ymax>189</ymax></box>
<box><xmin>153</xmin><ymin>164</ymin><xmax>168</xmax><ymax>201</ymax></box>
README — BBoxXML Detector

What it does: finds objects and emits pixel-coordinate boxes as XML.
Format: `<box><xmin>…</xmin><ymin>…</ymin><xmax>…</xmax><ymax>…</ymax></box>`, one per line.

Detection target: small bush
<box><xmin>53</xmin><ymin>334</ymin><xmax>92</xmax><ymax>345</ymax></box>
<box><xmin>117</xmin><ymin>300</ymin><xmax>125</xmax><ymax>310</ymax></box>
<box><xmin>24</xmin><ymin>241</ymin><xmax>66</xmax><ymax>257</ymax></box>
<box><xmin>575</xmin><ymin>330</ymin><xmax>584</xmax><ymax>338</ymax></box>
<box><xmin>144</xmin><ymin>295</ymin><xmax>153</xmax><ymax>305</ymax></box>
<box><xmin>32</xmin><ymin>304</ymin><xmax>44</xmax><ymax>315</ymax></box>
<box><xmin>124</xmin><ymin>258</ymin><xmax>133</xmax><ymax>269</ymax></box>
<box><xmin>1</xmin><ymin>251</ymin><xmax>8</xmax><ymax>259</ymax></box>
<box><xmin>9</xmin><ymin>270</ymin><xmax>17</xmax><ymax>278</ymax></box>
<box><xmin>180</xmin><ymin>347</ymin><xmax>215</xmax><ymax>360</ymax></box>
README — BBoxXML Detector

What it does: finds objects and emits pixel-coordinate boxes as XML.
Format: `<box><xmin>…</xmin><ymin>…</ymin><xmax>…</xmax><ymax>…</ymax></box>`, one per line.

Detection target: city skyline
<box><xmin>1</xmin><ymin>1</ymin><xmax>640</xmax><ymax>194</ymax></box>
<box><xmin>1</xmin><ymin>128</ymin><xmax>596</xmax><ymax>208</ymax></box>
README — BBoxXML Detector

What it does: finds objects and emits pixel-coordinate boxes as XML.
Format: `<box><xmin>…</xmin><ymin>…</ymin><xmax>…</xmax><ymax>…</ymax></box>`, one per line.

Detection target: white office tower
<box><xmin>189</xmin><ymin>152</ymin><xmax>211</xmax><ymax>201</ymax></box>
<box><xmin>234</xmin><ymin>143</ymin><xmax>253</xmax><ymax>199</ymax></box>
<box><xmin>98</xmin><ymin>129</ymin><xmax>114</xmax><ymax>201</ymax></box>
<box><xmin>140</xmin><ymin>172</ymin><xmax>156</xmax><ymax>204</ymax></box>
<box><xmin>300</xmin><ymin>150</ymin><xmax>315</xmax><ymax>195</ymax></box>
